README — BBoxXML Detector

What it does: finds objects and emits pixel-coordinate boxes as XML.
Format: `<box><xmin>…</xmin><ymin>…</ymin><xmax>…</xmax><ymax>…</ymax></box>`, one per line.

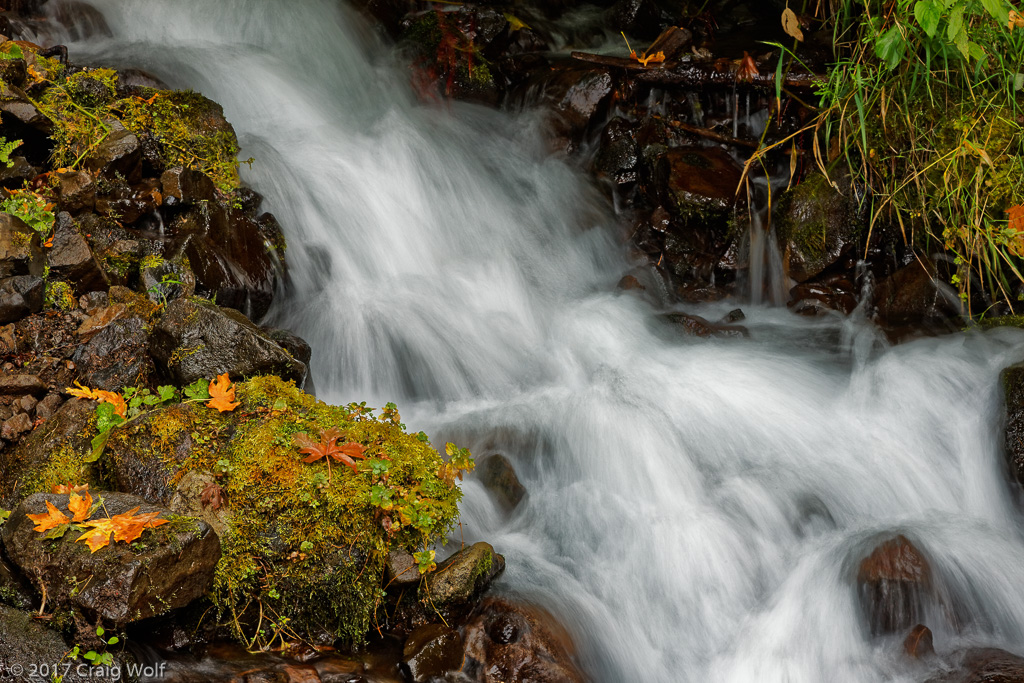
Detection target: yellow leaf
<box><xmin>77</xmin><ymin>520</ymin><xmax>115</xmax><ymax>553</ymax></box>
<box><xmin>638</xmin><ymin>51</ymin><xmax>666</xmax><ymax>67</ymax></box>
<box><xmin>208</xmin><ymin>373</ymin><xmax>239</xmax><ymax>412</ymax></box>
<box><xmin>26</xmin><ymin>500</ymin><xmax>69</xmax><ymax>533</ymax></box>
<box><xmin>782</xmin><ymin>7</ymin><xmax>804</xmax><ymax>42</ymax></box>
<box><xmin>1010</xmin><ymin>9</ymin><xmax>1024</xmax><ymax>31</ymax></box>
<box><xmin>503</xmin><ymin>12</ymin><xmax>530</xmax><ymax>32</ymax></box>
<box><xmin>67</xmin><ymin>490</ymin><xmax>93</xmax><ymax>523</ymax></box>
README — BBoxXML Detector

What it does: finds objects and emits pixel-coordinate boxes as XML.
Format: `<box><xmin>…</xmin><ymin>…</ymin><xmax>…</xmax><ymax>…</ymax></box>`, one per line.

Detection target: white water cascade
<box><xmin>56</xmin><ymin>1</ymin><xmax>1024</xmax><ymax>681</ymax></box>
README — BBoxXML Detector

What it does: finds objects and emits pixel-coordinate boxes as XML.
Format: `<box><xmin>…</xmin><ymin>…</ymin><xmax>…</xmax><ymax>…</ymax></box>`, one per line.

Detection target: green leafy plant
<box><xmin>1</xmin><ymin>189</ymin><xmax>55</xmax><ymax>238</ymax></box>
<box><xmin>0</xmin><ymin>137</ymin><xmax>21</xmax><ymax>168</ymax></box>
<box><xmin>814</xmin><ymin>0</ymin><xmax>1024</xmax><ymax>311</ymax></box>
<box><xmin>0</xmin><ymin>44</ymin><xmax>23</xmax><ymax>60</ymax></box>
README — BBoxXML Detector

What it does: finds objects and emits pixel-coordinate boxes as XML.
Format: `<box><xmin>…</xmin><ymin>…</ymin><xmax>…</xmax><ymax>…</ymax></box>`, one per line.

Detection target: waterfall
<box><xmin>57</xmin><ymin>1</ymin><xmax>1024</xmax><ymax>681</ymax></box>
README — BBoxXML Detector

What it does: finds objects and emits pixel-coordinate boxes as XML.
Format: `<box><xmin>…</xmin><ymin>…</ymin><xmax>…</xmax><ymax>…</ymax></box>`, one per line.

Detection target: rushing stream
<box><xmin>48</xmin><ymin>1</ymin><xmax>1024</xmax><ymax>680</ymax></box>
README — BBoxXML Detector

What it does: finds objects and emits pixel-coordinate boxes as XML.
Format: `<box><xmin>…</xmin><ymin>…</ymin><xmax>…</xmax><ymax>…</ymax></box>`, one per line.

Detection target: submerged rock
<box><xmin>856</xmin><ymin>535</ymin><xmax>930</xmax><ymax>635</ymax></box>
<box><xmin>461</xmin><ymin>597</ymin><xmax>585</xmax><ymax>683</ymax></box>
<box><xmin>402</xmin><ymin>623</ymin><xmax>465</xmax><ymax>682</ymax></box>
<box><xmin>1002</xmin><ymin>361</ymin><xmax>1024</xmax><ymax>486</ymax></box>
<box><xmin>478</xmin><ymin>454</ymin><xmax>527</xmax><ymax>513</ymax></box>
<box><xmin>925</xmin><ymin>647</ymin><xmax>1024</xmax><ymax>682</ymax></box>
<box><xmin>775</xmin><ymin>172</ymin><xmax>861</xmax><ymax>284</ymax></box>
<box><xmin>1</xmin><ymin>492</ymin><xmax>219</xmax><ymax>626</ymax></box>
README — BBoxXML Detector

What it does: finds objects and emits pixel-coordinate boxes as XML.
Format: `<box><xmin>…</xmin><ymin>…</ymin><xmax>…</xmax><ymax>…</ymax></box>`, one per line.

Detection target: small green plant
<box><xmin>0</xmin><ymin>137</ymin><xmax>21</xmax><ymax>168</ymax></box>
<box><xmin>146</xmin><ymin>273</ymin><xmax>185</xmax><ymax>308</ymax></box>
<box><xmin>2</xmin><ymin>188</ymin><xmax>55</xmax><ymax>238</ymax></box>
<box><xmin>0</xmin><ymin>44</ymin><xmax>23</xmax><ymax>61</ymax></box>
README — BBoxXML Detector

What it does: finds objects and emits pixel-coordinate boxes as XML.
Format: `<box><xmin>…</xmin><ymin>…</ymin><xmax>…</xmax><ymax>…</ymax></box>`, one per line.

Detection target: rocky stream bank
<box><xmin>1</xmin><ymin>1</ymin><xmax>1024</xmax><ymax>682</ymax></box>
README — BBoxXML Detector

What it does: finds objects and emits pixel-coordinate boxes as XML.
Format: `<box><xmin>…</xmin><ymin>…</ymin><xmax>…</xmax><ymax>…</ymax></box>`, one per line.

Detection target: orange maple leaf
<box><xmin>67</xmin><ymin>490</ymin><xmax>93</xmax><ymax>523</ymax></box>
<box><xmin>26</xmin><ymin>500</ymin><xmax>69</xmax><ymax>532</ymax></box>
<box><xmin>208</xmin><ymin>374</ymin><xmax>239</xmax><ymax>412</ymax></box>
<box><xmin>294</xmin><ymin>428</ymin><xmax>367</xmax><ymax>484</ymax></box>
<box><xmin>737</xmin><ymin>51</ymin><xmax>759</xmax><ymax>82</ymax></box>
<box><xmin>75</xmin><ymin>507</ymin><xmax>168</xmax><ymax>553</ymax></box>
<box><xmin>637</xmin><ymin>50</ymin><xmax>666</xmax><ymax>67</ymax></box>
<box><xmin>51</xmin><ymin>483</ymin><xmax>90</xmax><ymax>494</ymax></box>
<box><xmin>65</xmin><ymin>382</ymin><xmax>127</xmax><ymax>418</ymax></box>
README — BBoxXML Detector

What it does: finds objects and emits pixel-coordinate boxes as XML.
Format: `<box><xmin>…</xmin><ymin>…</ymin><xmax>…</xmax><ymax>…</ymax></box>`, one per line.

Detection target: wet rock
<box><xmin>1002</xmin><ymin>362</ymin><xmax>1024</xmax><ymax>486</ymax></box>
<box><xmin>0</xmin><ymin>374</ymin><xmax>45</xmax><ymax>396</ymax></box>
<box><xmin>461</xmin><ymin>598</ymin><xmax>585</xmax><ymax>683</ymax></box>
<box><xmin>71</xmin><ymin>316</ymin><xmax>152</xmax><ymax>391</ymax></box>
<box><xmin>925</xmin><ymin>648</ymin><xmax>1024</xmax><ymax>682</ymax></box>
<box><xmin>0</xmin><ymin>213</ymin><xmax>43</xmax><ymax>278</ymax></box>
<box><xmin>662</xmin><ymin>312</ymin><xmax>748</xmax><ymax>338</ymax></box>
<box><xmin>0</xmin><ymin>154</ymin><xmax>37</xmax><ymax>189</ymax></box>
<box><xmin>0</xmin><ymin>275</ymin><xmax>43</xmax><ymax>323</ymax></box>
<box><xmin>510</xmin><ymin>64</ymin><xmax>612</xmax><ymax>149</ymax></box>
<box><xmin>788</xmin><ymin>281</ymin><xmax>858</xmax><ymax>316</ymax></box>
<box><xmin>47</xmin><ymin>212</ymin><xmax>106</xmax><ymax>294</ymax></box>
<box><xmin>479</xmin><ymin>454</ymin><xmax>526</xmax><ymax>512</ymax></box>
<box><xmin>642</xmin><ymin>25</ymin><xmax>694</xmax><ymax>61</ymax></box>
<box><xmin>857</xmin><ymin>535</ymin><xmax>931</xmax><ymax>635</ymax></box>
<box><xmin>161</xmin><ymin>166</ymin><xmax>216</xmax><ymax>207</ymax></box>
<box><xmin>0</xmin><ymin>604</ymin><xmax>121</xmax><ymax>683</ymax></box>
<box><xmin>660</xmin><ymin>147</ymin><xmax>741</xmax><ymax>218</ymax></box>
<box><xmin>140</xmin><ymin>255</ymin><xmax>196</xmax><ymax>306</ymax></box>
<box><xmin>776</xmin><ymin>173</ymin><xmax>861</xmax><ymax>283</ymax></box>
<box><xmin>617</xmin><ymin>275</ymin><xmax>645</xmax><ymax>291</ymax></box>
<box><xmin>166</xmin><ymin>201</ymin><xmax>282</xmax><ymax>321</ymax></box>
<box><xmin>872</xmin><ymin>257</ymin><xmax>961</xmax><ymax>332</ymax></box>
<box><xmin>51</xmin><ymin>0</ymin><xmax>113</xmax><ymax>42</ymax></box>
<box><xmin>613</xmin><ymin>0</ymin><xmax>669</xmax><ymax>38</ymax></box>
<box><xmin>149</xmin><ymin>297</ymin><xmax>306</xmax><ymax>386</ymax></box>
<box><xmin>85</xmin><ymin>125</ymin><xmax>141</xmax><ymax>181</ymax></box>
<box><xmin>55</xmin><ymin>169</ymin><xmax>97</xmax><ymax>213</ymax></box>
<box><xmin>260</xmin><ymin>326</ymin><xmax>313</xmax><ymax>366</ymax></box>
<box><xmin>427</xmin><ymin>542</ymin><xmax>505</xmax><ymax>607</ymax></box>
<box><xmin>0</xmin><ymin>398</ymin><xmax>94</xmax><ymax>506</ymax></box>
<box><xmin>402</xmin><ymin>624</ymin><xmax>464</xmax><ymax>682</ymax></box>
<box><xmin>33</xmin><ymin>393</ymin><xmax>61</xmax><ymax>421</ymax></box>
<box><xmin>719</xmin><ymin>308</ymin><xmax>745</xmax><ymax>324</ymax></box>
<box><xmin>387</xmin><ymin>549</ymin><xmax>421</xmax><ymax>587</ymax></box>
<box><xmin>595</xmin><ymin>117</ymin><xmax>639</xmax><ymax>185</ymax></box>
<box><xmin>17</xmin><ymin>395</ymin><xmax>36</xmax><ymax>414</ymax></box>
<box><xmin>1</xmin><ymin>492</ymin><xmax>220</xmax><ymax>626</ymax></box>
<box><xmin>0</xmin><ymin>322</ymin><xmax>15</xmax><ymax>353</ymax></box>
<box><xmin>0</xmin><ymin>554</ymin><xmax>34</xmax><ymax>609</ymax></box>
<box><xmin>0</xmin><ymin>56</ymin><xmax>27</xmax><ymax>87</ymax></box>
<box><xmin>904</xmin><ymin>624</ymin><xmax>935</xmax><ymax>659</ymax></box>
<box><xmin>94</xmin><ymin>178</ymin><xmax>162</xmax><ymax>225</ymax></box>
<box><xmin>0</xmin><ymin>80</ymin><xmax>50</xmax><ymax>133</ymax></box>
<box><xmin>1</xmin><ymin>411</ymin><xmax>31</xmax><ymax>440</ymax></box>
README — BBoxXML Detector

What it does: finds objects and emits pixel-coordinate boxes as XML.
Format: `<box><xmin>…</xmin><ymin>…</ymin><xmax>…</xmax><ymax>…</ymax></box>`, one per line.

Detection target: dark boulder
<box><xmin>856</xmin><ymin>535</ymin><xmax>930</xmax><ymax>635</ymax></box>
<box><xmin>0</xmin><ymin>213</ymin><xmax>43</xmax><ymax>278</ymax></box>
<box><xmin>775</xmin><ymin>173</ymin><xmax>862</xmax><ymax>284</ymax></box>
<box><xmin>872</xmin><ymin>257</ymin><xmax>961</xmax><ymax>333</ymax></box>
<box><xmin>85</xmin><ymin>125</ymin><xmax>141</xmax><ymax>182</ymax></box>
<box><xmin>0</xmin><ymin>554</ymin><xmax>34</xmax><ymax>609</ymax></box>
<box><xmin>55</xmin><ymin>169</ymin><xmax>97</xmax><ymax>213</ymax></box>
<box><xmin>1</xmin><ymin>492</ymin><xmax>219</xmax><ymax>626</ymax></box>
<box><xmin>427</xmin><ymin>542</ymin><xmax>505</xmax><ymax>607</ymax></box>
<box><xmin>149</xmin><ymin>297</ymin><xmax>306</xmax><ymax>386</ymax></box>
<box><xmin>0</xmin><ymin>275</ymin><xmax>43</xmax><ymax>323</ymax></box>
<box><xmin>1002</xmin><ymin>361</ymin><xmax>1024</xmax><ymax>486</ymax></box>
<box><xmin>161</xmin><ymin>166</ymin><xmax>215</xmax><ymax>207</ymax></box>
<box><xmin>0</xmin><ymin>154</ymin><xmax>37</xmax><ymax>190</ymax></box>
<box><xmin>71</xmin><ymin>317</ymin><xmax>152</xmax><ymax>391</ymax></box>
<box><xmin>461</xmin><ymin>598</ymin><xmax>585</xmax><ymax>683</ymax></box>
<box><xmin>47</xmin><ymin>212</ymin><xmax>106</xmax><ymax>294</ymax></box>
<box><xmin>478</xmin><ymin>454</ymin><xmax>527</xmax><ymax>513</ymax></box>
<box><xmin>0</xmin><ymin>374</ymin><xmax>45</xmax><ymax>396</ymax></box>
<box><xmin>0</xmin><ymin>604</ymin><xmax>121</xmax><ymax>683</ymax></box>
<box><xmin>402</xmin><ymin>623</ymin><xmax>465</xmax><ymax>682</ymax></box>
<box><xmin>788</xmin><ymin>281</ymin><xmax>858</xmax><ymax>316</ymax></box>
<box><xmin>662</xmin><ymin>312</ymin><xmax>748</xmax><ymax>338</ymax></box>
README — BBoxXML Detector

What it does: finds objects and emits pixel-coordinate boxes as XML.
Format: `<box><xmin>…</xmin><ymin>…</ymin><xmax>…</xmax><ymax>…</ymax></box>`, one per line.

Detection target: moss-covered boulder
<box><xmin>15</xmin><ymin>376</ymin><xmax>474</xmax><ymax>647</ymax></box>
<box><xmin>1</xmin><ymin>492</ymin><xmax>218</xmax><ymax>627</ymax></box>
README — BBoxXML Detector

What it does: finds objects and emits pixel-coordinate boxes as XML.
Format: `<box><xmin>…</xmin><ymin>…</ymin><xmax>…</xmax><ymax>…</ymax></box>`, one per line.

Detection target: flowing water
<box><xmin>52</xmin><ymin>1</ymin><xmax>1024</xmax><ymax>681</ymax></box>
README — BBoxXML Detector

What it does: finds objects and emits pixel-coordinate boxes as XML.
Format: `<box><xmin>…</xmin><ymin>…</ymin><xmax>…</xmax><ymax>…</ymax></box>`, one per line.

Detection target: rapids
<box><xmin>50</xmin><ymin>1</ymin><xmax>1024</xmax><ymax>680</ymax></box>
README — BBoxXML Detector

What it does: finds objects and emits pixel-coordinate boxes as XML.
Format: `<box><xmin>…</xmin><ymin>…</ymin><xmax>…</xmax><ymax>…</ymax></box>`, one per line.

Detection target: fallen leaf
<box><xmin>76</xmin><ymin>519</ymin><xmax>115</xmax><ymax>553</ymax></box>
<box><xmin>208</xmin><ymin>373</ymin><xmax>239</xmax><ymax>412</ymax></box>
<box><xmin>201</xmin><ymin>481</ymin><xmax>225</xmax><ymax>510</ymax></box>
<box><xmin>26</xmin><ymin>500</ymin><xmax>69</xmax><ymax>533</ymax></box>
<box><xmin>782</xmin><ymin>7</ymin><xmax>804</xmax><ymax>41</ymax></box>
<box><xmin>67</xmin><ymin>490</ymin><xmax>93</xmax><ymax>523</ymax></box>
<box><xmin>65</xmin><ymin>382</ymin><xmax>127</xmax><ymax>418</ymax></box>
<box><xmin>737</xmin><ymin>51</ymin><xmax>759</xmax><ymax>82</ymax></box>
<box><xmin>295</xmin><ymin>428</ymin><xmax>367</xmax><ymax>484</ymax></box>
<box><xmin>75</xmin><ymin>507</ymin><xmax>168</xmax><ymax>552</ymax></box>
<box><xmin>638</xmin><ymin>50</ymin><xmax>666</xmax><ymax>67</ymax></box>
<box><xmin>51</xmin><ymin>483</ymin><xmax>89</xmax><ymax>494</ymax></box>
<box><xmin>1010</xmin><ymin>9</ymin><xmax>1024</xmax><ymax>31</ymax></box>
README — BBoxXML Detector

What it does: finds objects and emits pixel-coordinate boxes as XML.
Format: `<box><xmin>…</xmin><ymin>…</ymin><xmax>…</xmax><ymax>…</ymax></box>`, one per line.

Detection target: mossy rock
<box><xmin>775</xmin><ymin>172</ymin><xmax>862</xmax><ymax>283</ymax></box>
<box><xmin>21</xmin><ymin>376</ymin><xmax>470</xmax><ymax>647</ymax></box>
<box><xmin>35</xmin><ymin>69</ymin><xmax>240</xmax><ymax>192</ymax></box>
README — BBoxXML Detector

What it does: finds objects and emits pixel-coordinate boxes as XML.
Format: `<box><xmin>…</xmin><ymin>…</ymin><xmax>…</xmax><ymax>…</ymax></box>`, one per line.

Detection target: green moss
<box><xmin>89</xmin><ymin>376</ymin><xmax>465</xmax><ymax>648</ymax></box>
<box><xmin>44</xmin><ymin>280</ymin><xmax>76</xmax><ymax>311</ymax></box>
<box><xmin>21</xmin><ymin>442</ymin><xmax>96</xmax><ymax>496</ymax></box>
<box><xmin>140</xmin><ymin>253</ymin><xmax>165</xmax><ymax>271</ymax></box>
<box><xmin>977</xmin><ymin>314</ymin><xmax>1024</xmax><ymax>330</ymax></box>
<box><xmin>35</xmin><ymin>69</ymin><xmax>241</xmax><ymax>191</ymax></box>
